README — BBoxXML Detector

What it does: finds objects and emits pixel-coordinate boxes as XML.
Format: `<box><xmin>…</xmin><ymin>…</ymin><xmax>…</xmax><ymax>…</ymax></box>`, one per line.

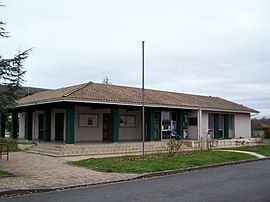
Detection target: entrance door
<box><xmin>103</xmin><ymin>113</ymin><xmax>110</xmax><ymax>141</ymax></box>
<box><xmin>55</xmin><ymin>113</ymin><xmax>64</xmax><ymax>141</ymax></box>
<box><xmin>38</xmin><ymin>114</ymin><xmax>44</xmax><ymax>141</ymax></box>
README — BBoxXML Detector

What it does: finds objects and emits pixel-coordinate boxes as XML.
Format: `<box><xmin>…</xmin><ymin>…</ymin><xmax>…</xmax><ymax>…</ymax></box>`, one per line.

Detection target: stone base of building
<box><xmin>25</xmin><ymin>138</ymin><xmax>262</xmax><ymax>157</ymax></box>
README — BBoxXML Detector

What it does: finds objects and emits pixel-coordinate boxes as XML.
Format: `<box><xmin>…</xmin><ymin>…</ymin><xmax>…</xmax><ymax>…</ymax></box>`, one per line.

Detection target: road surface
<box><xmin>2</xmin><ymin>160</ymin><xmax>270</xmax><ymax>202</ymax></box>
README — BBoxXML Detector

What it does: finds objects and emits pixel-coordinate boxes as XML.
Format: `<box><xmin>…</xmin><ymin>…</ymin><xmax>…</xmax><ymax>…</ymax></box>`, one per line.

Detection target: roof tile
<box><xmin>16</xmin><ymin>82</ymin><xmax>258</xmax><ymax>113</ymax></box>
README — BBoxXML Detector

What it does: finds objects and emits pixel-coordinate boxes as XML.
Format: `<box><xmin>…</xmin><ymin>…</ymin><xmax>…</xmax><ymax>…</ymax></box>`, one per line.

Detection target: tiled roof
<box><xmin>17</xmin><ymin>82</ymin><xmax>258</xmax><ymax>113</ymax></box>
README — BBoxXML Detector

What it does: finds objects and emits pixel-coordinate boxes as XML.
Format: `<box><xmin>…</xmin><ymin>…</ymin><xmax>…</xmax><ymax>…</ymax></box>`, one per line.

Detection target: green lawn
<box><xmin>228</xmin><ymin>145</ymin><xmax>270</xmax><ymax>157</ymax></box>
<box><xmin>71</xmin><ymin>151</ymin><xmax>255</xmax><ymax>174</ymax></box>
<box><xmin>0</xmin><ymin>170</ymin><xmax>12</xmax><ymax>177</ymax></box>
<box><xmin>0</xmin><ymin>138</ymin><xmax>19</xmax><ymax>152</ymax></box>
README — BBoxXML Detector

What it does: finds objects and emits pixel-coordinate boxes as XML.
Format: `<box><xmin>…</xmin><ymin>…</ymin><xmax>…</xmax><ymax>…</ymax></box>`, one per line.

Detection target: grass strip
<box><xmin>71</xmin><ymin>150</ymin><xmax>255</xmax><ymax>174</ymax></box>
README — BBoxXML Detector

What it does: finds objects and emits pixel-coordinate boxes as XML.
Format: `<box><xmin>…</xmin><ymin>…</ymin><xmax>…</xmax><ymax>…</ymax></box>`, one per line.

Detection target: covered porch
<box><xmin>0</xmin><ymin>102</ymin><xmax>238</xmax><ymax>144</ymax></box>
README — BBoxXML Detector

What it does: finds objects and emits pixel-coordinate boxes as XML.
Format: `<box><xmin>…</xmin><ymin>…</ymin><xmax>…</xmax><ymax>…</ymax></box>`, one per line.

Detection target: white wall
<box><xmin>18</xmin><ymin>112</ymin><xmax>25</xmax><ymax>139</ymax></box>
<box><xmin>201</xmin><ymin>111</ymin><xmax>209</xmax><ymax>137</ymax></box>
<box><xmin>234</xmin><ymin>113</ymin><xmax>251</xmax><ymax>138</ymax></box>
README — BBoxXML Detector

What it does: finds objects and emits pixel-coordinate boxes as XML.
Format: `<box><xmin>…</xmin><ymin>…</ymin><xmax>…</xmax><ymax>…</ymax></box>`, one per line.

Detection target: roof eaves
<box><xmin>15</xmin><ymin>97</ymin><xmax>258</xmax><ymax>114</ymax></box>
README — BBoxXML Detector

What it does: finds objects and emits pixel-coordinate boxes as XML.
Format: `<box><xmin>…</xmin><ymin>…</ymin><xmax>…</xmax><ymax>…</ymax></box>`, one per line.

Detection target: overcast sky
<box><xmin>1</xmin><ymin>0</ymin><xmax>270</xmax><ymax>118</ymax></box>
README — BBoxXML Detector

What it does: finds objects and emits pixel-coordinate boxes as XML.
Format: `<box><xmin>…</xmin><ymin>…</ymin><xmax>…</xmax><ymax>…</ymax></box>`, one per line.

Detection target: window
<box><xmin>188</xmin><ymin>117</ymin><xmax>197</xmax><ymax>126</ymax></box>
<box><xmin>119</xmin><ymin>115</ymin><xmax>135</xmax><ymax>127</ymax></box>
<box><xmin>161</xmin><ymin>111</ymin><xmax>176</xmax><ymax>140</ymax></box>
<box><xmin>162</xmin><ymin>111</ymin><xmax>171</xmax><ymax>121</ymax></box>
<box><xmin>208</xmin><ymin>114</ymin><xmax>214</xmax><ymax>131</ymax></box>
<box><xmin>219</xmin><ymin>114</ymin><xmax>224</xmax><ymax>130</ymax></box>
<box><xmin>219</xmin><ymin>114</ymin><xmax>224</xmax><ymax>138</ymax></box>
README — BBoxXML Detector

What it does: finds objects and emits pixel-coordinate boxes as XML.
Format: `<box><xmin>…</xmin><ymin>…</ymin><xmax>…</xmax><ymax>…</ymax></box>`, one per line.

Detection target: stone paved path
<box><xmin>220</xmin><ymin>150</ymin><xmax>267</xmax><ymax>159</ymax></box>
<box><xmin>0</xmin><ymin>152</ymin><xmax>138</xmax><ymax>192</ymax></box>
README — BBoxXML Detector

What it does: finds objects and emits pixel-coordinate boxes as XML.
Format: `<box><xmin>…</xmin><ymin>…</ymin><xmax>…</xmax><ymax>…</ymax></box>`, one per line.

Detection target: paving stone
<box><xmin>0</xmin><ymin>152</ymin><xmax>138</xmax><ymax>192</ymax></box>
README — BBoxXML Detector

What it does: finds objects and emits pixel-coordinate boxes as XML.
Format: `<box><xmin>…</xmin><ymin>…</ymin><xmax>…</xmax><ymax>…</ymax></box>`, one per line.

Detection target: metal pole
<box><xmin>142</xmin><ymin>41</ymin><xmax>145</xmax><ymax>156</ymax></box>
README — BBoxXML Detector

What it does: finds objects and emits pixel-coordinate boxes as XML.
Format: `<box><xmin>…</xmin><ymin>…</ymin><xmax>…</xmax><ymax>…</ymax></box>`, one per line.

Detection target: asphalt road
<box><xmin>2</xmin><ymin>160</ymin><xmax>270</xmax><ymax>202</ymax></box>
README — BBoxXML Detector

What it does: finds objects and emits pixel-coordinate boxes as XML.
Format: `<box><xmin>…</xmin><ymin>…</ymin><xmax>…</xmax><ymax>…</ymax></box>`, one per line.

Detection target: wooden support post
<box><xmin>110</xmin><ymin>107</ymin><xmax>119</xmax><ymax>142</ymax></box>
<box><xmin>11</xmin><ymin>111</ymin><xmax>18</xmax><ymax>139</ymax></box>
<box><xmin>66</xmin><ymin>106</ymin><xmax>75</xmax><ymax>144</ymax></box>
<box><xmin>25</xmin><ymin>110</ymin><xmax>33</xmax><ymax>140</ymax></box>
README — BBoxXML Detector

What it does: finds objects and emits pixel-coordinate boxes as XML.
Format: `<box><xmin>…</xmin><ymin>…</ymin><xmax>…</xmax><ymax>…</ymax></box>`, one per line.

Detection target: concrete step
<box><xmin>32</xmin><ymin>145</ymin><xmax>191</xmax><ymax>153</ymax></box>
<box><xmin>27</xmin><ymin>146</ymin><xmax>195</xmax><ymax>157</ymax></box>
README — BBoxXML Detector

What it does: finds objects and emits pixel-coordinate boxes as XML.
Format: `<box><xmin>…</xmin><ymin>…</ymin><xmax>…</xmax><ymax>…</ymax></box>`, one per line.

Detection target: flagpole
<box><xmin>142</xmin><ymin>41</ymin><xmax>145</xmax><ymax>156</ymax></box>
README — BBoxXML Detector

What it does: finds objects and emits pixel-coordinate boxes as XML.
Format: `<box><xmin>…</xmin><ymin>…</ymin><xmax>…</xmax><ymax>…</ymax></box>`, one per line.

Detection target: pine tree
<box><xmin>0</xmin><ymin>2</ymin><xmax>31</xmax><ymax>112</ymax></box>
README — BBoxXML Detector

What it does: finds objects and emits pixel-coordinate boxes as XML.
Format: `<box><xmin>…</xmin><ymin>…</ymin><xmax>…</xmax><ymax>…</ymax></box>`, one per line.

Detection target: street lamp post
<box><xmin>142</xmin><ymin>41</ymin><xmax>145</xmax><ymax>156</ymax></box>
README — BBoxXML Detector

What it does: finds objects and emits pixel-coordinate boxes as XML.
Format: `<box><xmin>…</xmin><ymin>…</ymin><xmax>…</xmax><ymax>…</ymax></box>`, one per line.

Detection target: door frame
<box><xmin>55</xmin><ymin>112</ymin><xmax>64</xmax><ymax>142</ymax></box>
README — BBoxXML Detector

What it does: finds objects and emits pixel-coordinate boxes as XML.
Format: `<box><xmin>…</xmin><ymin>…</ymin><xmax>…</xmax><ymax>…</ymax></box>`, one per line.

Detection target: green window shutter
<box><xmin>146</xmin><ymin>108</ymin><xmax>154</xmax><ymax>141</ymax></box>
<box><xmin>224</xmin><ymin>114</ymin><xmax>229</xmax><ymax>139</ymax></box>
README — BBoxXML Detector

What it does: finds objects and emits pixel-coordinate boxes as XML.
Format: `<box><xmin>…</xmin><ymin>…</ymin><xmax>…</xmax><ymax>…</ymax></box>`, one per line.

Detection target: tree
<box><xmin>102</xmin><ymin>76</ymin><xmax>112</xmax><ymax>85</ymax></box>
<box><xmin>0</xmin><ymin>2</ymin><xmax>31</xmax><ymax>112</ymax></box>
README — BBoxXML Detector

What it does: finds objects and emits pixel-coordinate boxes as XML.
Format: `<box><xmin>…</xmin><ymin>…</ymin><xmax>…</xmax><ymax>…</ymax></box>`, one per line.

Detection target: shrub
<box><xmin>166</xmin><ymin>139</ymin><xmax>183</xmax><ymax>157</ymax></box>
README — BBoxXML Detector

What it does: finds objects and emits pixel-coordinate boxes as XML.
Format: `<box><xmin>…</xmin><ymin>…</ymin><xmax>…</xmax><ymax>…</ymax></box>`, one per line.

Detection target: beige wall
<box><xmin>234</xmin><ymin>113</ymin><xmax>251</xmax><ymax>138</ymax></box>
<box><xmin>74</xmin><ymin>106</ymin><xmax>109</xmax><ymax>142</ymax></box>
<box><xmin>119</xmin><ymin>109</ymin><xmax>141</xmax><ymax>141</ymax></box>
<box><xmin>74</xmin><ymin>106</ymin><xmax>141</xmax><ymax>142</ymax></box>
<box><xmin>17</xmin><ymin>106</ymin><xmax>252</xmax><ymax>142</ymax></box>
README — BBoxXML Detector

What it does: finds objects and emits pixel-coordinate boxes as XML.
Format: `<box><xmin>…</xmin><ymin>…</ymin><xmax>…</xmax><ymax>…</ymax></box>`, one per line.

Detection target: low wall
<box><xmin>191</xmin><ymin>138</ymin><xmax>262</xmax><ymax>149</ymax></box>
<box><xmin>27</xmin><ymin>138</ymin><xmax>263</xmax><ymax>157</ymax></box>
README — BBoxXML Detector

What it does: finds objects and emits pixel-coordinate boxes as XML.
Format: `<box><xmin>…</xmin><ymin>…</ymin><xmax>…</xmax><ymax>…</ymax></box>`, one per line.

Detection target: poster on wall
<box><xmin>79</xmin><ymin>114</ymin><xmax>99</xmax><ymax>127</ymax></box>
<box><xmin>120</xmin><ymin>115</ymin><xmax>135</xmax><ymax>127</ymax></box>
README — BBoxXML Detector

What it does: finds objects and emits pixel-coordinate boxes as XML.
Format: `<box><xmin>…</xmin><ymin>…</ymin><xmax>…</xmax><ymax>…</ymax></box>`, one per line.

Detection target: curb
<box><xmin>1</xmin><ymin>157</ymin><xmax>269</xmax><ymax>199</ymax></box>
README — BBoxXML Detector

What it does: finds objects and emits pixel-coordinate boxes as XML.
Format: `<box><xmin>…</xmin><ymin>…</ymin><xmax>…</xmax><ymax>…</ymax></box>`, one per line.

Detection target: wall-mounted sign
<box><xmin>79</xmin><ymin>114</ymin><xmax>99</xmax><ymax>127</ymax></box>
<box><xmin>120</xmin><ymin>115</ymin><xmax>135</xmax><ymax>127</ymax></box>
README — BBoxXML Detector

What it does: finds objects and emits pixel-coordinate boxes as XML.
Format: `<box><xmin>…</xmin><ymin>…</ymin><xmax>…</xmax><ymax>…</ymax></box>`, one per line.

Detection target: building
<box><xmin>252</xmin><ymin>122</ymin><xmax>270</xmax><ymax>138</ymax></box>
<box><xmin>0</xmin><ymin>82</ymin><xmax>259</xmax><ymax>144</ymax></box>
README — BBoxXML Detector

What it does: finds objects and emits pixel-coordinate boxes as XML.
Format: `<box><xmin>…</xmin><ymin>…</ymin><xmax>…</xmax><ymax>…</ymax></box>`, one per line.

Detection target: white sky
<box><xmin>1</xmin><ymin>0</ymin><xmax>270</xmax><ymax>117</ymax></box>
